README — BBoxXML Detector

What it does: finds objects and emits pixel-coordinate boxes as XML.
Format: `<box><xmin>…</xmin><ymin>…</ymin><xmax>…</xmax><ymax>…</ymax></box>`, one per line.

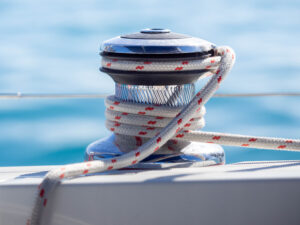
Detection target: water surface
<box><xmin>0</xmin><ymin>0</ymin><xmax>299</xmax><ymax>166</ymax></box>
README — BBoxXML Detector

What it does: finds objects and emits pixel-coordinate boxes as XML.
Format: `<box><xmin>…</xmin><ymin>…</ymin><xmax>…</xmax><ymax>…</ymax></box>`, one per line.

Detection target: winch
<box><xmin>29</xmin><ymin>29</ymin><xmax>300</xmax><ymax>225</ymax></box>
<box><xmin>85</xmin><ymin>28</ymin><xmax>225</xmax><ymax>167</ymax></box>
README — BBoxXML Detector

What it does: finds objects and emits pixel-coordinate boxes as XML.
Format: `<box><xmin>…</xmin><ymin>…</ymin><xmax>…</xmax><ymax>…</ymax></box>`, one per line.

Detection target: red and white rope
<box><xmin>28</xmin><ymin>46</ymin><xmax>300</xmax><ymax>225</ymax></box>
<box><xmin>102</xmin><ymin>56</ymin><xmax>221</xmax><ymax>72</ymax></box>
<box><xmin>105</xmin><ymin>96</ymin><xmax>300</xmax><ymax>151</ymax></box>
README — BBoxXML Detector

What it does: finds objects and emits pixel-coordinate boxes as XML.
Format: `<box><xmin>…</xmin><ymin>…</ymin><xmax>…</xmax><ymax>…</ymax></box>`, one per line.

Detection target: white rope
<box><xmin>27</xmin><ymin>46</ymin><xmax>300</xmax><ymax>225</ymax></box>
<box><xmin>105</xmin><ymin>95</ymin><xmax>300</xmax><ymax>151</ymax></box>
<box><xmin>101</xmin><ymin>56</ymin><xmax>221</xmax><ymax>71</ymax></box>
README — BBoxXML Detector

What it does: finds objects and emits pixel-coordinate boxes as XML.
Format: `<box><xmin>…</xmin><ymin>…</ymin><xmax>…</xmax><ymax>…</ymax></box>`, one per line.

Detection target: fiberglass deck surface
<box><xmin>1</xmin><ymin>160</ymin><xmax>300</xmax><ymax>184</ymax></box>
<box><xmin>1</xmin><ymin>161</ymin><xmax>300</xmax><ymax>225</ymax></box>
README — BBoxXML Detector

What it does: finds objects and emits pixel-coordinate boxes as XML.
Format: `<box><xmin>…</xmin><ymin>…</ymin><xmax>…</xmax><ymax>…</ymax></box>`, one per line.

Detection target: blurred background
<box><xmin>0</xmin><ymin>0</ymin><xmax>300</xmax><ymax>166</ymax></box>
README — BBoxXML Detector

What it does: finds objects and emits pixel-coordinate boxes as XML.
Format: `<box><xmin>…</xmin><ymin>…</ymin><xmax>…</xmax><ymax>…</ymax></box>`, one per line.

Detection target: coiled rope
<box><xmin>105</xmin><ymin>95</ymin><xmax>300</xmax><ymax>151</ymax></box>
<box><xmin>28</xmin><ymin>46</ymin><xmax>300</xmax><ymax>225</ymax></box>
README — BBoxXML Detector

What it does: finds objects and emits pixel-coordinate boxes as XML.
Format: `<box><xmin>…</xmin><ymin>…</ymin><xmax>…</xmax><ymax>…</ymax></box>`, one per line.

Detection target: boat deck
<box><xmin>1</xmin><ymin>161</ymin><xmax>300</xmax><ymax>225</ymax></box>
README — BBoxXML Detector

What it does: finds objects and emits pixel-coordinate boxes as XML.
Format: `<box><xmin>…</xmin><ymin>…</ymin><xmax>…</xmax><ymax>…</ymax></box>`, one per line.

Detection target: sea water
<box><xmin>0</xmin><ymin>0</ymin><xmax>299</xmax><ymax>166</ymax></box>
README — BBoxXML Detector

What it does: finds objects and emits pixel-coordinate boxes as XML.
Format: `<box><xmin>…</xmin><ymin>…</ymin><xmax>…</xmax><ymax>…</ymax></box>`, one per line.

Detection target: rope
<box><xmin>27</xmin><ymin>46</ymin><xmax>300</xmax><ymax>225</ymax></box>
<box><xmin>105</xmin><ymin>95</ymin><xmax>300</xmax><ymax>151</ymax></box>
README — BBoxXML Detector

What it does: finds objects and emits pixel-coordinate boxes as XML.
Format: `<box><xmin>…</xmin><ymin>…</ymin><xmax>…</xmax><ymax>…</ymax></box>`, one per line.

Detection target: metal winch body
<box><xmin>85</xmin><ymin>28</ymin><xmax>225</xmax><ymax>166</ymax></box>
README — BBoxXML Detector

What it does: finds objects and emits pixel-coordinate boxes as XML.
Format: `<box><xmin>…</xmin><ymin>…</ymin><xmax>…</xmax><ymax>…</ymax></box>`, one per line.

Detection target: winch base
<box><xmin>85</xmin><ymin>134</ymin><xmax>225</xmax><ymax>168</ymax></box>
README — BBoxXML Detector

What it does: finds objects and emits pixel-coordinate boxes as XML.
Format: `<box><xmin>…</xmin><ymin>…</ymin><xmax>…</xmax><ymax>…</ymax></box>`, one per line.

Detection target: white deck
<box><xmin>1</xmin><ymin>161</ymin><xmax>300</xmax><ymax>225</ymax></box>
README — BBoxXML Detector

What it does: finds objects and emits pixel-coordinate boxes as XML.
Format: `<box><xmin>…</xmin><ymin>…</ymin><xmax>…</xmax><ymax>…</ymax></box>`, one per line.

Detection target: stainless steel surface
<box><xmin>101</xmin><ymin>28</ymin><xmax>215</xmax><ymax>54</ymax></box>
<box><xmin>140</xmin><ymin>28</ymin><xmax>171</xmax><ymax>34</ymax></box>
<box><xmin>115</xmin><ymin>83</ymin><xmax>195</xmax><ymax>106</ymax></box>
<box><xmin>85</xmin><ymin>134</ymin><xmax>225</xmax><ymax>165</ymax></box>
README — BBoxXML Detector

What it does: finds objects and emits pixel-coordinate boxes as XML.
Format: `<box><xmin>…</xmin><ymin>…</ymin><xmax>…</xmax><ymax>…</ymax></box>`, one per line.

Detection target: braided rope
<box><xmin>102</xmin><ymin>56</ymin><xmax>221</xmax><ymax>72</ymax></box>
<box><xmin>28</xmin><ymin>46</ymin><xmax>300</xmax><ymax>225</ymax></box>
<box><xmin>105</xmin><ymin>96</ymin><xmax>300</xmax><ymax>151</ymax></box>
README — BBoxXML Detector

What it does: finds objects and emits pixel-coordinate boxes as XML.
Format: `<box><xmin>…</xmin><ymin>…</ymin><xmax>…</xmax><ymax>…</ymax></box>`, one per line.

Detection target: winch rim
<box><xmin>100</xmin><ymin>49</ymin><xmax>215</xmax><ymax>59</ymax></box>
<box><xmin>100</xmin><ymin>67</ymin><xmax>209</xmax><ymax>85</ymax></box>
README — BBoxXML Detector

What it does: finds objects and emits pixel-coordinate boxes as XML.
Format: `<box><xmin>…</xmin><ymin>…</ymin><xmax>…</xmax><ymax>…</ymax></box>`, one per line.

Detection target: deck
<box><xmin>1</xmin><ymin>161</ymin><xmax>300</xmax><ymax>225</ymax></box>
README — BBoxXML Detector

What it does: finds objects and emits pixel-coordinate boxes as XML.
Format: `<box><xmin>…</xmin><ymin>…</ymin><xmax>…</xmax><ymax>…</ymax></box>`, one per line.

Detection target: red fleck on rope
<box><xmin>28</xmin><ymin>46</ymin><xmax>300</xmax><ymax>225</ymax></box>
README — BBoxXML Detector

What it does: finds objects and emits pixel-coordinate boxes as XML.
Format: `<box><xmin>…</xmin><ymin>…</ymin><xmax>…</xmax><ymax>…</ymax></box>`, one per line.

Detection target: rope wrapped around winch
<box><xmin>28</xmin><ymin>46</ymin><xmax>300</xmax><ymax>225</ymax></box>
<box><xmin>105</xmin><ymin>95</ymin><xmax>300</xmax><ymax>151</ymax></box>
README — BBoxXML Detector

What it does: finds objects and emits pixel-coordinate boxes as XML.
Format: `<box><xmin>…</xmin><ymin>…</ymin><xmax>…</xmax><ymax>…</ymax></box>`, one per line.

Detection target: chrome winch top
<box><xmin>101</xmin><ymin>28</ymin><xmax>216</xmax><ymax>56</ymax></box>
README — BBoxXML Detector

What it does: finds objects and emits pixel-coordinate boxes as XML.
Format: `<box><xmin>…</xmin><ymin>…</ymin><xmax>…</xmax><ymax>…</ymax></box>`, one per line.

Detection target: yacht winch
<box><xmin>28</xmin><ymin>28</ymin><xmax>300</xmax><ymax>225</ymax></box>
<box><xmin>86</xmin><ymin>28</ymin><xmax>226</xmax><ymax>167</ymax></box>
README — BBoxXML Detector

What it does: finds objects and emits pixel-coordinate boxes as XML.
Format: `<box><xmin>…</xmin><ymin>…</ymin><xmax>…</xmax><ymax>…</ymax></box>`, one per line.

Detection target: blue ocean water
<box><xmin>0</xmin><ymin>0</ymin><xmax>299</xmax><ymax>166</ymax></box>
